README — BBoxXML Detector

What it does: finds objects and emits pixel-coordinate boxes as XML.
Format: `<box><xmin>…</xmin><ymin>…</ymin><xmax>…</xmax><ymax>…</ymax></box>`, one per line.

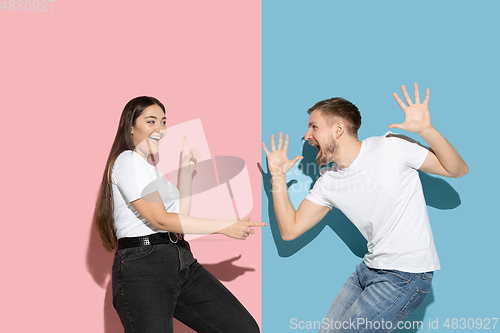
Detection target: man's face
<box><xmin>304</xmin><ymin>110</ymin><xmax>337</xmax><ymax>166</ymax></box>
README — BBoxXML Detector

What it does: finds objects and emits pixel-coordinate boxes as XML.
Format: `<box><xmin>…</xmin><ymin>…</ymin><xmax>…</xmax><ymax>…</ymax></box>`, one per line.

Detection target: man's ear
<box><xmin>334</xmin><ymin>121</ymin><xmax>345</xmax><ymax>139</ymax></box>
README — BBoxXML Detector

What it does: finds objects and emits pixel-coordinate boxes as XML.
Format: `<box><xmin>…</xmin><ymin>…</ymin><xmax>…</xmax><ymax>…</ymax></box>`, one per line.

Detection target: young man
<box><xmin>262</xmin><ymin>84</ymin><xmax>468</xmax><ymax>333</ymax></box>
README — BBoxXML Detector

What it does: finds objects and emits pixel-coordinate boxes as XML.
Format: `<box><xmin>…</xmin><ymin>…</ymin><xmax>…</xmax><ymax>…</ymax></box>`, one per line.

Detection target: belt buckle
<box><xmin>168</xmin><ymin>232</ymin><xmax>178</xmax><ymax>244</ymax></box>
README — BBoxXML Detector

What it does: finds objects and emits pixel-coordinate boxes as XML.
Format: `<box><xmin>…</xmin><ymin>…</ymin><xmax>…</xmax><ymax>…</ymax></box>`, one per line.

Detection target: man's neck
<box><xmin>332</xmin><ymin>138</ymin><xmax>362</xmax><ymax>169</ymax></box>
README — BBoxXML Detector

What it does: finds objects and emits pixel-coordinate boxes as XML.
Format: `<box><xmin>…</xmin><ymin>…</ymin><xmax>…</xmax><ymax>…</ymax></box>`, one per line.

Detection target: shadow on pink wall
<box><xmin>86</xmin><ymin>223</ymin><xmax>256</xmax><ymax>332</ymax></box>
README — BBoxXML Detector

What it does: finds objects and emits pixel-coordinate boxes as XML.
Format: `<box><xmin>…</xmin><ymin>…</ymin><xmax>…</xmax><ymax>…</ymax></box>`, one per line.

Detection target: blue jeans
<box><xmin>318</xmin><ymin>261</ymin><xmax>433</xmax><ymax>333</ymax></box>
<box><xmin>112</xmin><ymin>242</ymin><xmax>259</xmax><ymax>332</ymax></box>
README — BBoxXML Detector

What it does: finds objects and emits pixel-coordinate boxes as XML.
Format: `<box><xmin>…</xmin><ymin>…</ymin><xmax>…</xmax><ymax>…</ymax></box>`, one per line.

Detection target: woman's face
<box><xmin>131</xmin><ymin>104</ymin><xmax>167</xmax><ymax>159</ymax></box>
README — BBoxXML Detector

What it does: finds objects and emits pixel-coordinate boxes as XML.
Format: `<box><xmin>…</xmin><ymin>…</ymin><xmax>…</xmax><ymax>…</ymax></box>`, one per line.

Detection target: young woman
<box><xmin>94</xmin><ymin>96</ymin><xmax>264</xmax><ymax>332</ymax></box>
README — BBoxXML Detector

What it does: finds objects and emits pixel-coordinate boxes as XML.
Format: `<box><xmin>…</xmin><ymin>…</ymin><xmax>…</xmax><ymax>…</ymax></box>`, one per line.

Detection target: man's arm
<box><xmin>262</xmin><ymin>133</ymin><xmax>330</xmax><ymax>241</ymax></box>
<box><xmin>389</xmin><ymin>83</ymin><xmax>468</xmax><ymax>178</ymax></box>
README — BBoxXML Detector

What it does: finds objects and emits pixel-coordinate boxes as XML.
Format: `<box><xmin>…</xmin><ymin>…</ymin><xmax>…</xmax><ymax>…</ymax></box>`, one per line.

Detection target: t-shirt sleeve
<box><xmin>305</xmin><ymin>175</ymin><xmax>333</xmax><ymax>210</ymax></box>
<box><xmin>112</xmin><ymin>151</ymin><xmax>159</xmax><ymax>202</ymax></box>
<box><xmin>386</xmin><ymin>132</ymin><xmax>429</xmax><ymax>169</ymax></box>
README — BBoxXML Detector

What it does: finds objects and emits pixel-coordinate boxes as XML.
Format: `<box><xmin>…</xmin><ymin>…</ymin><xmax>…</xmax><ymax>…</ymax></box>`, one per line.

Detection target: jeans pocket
<box><xmin>118</xmin><ymin>245</ymin><xmax>156</xmax><ymax>262</ymax></box>
<box><xmin>396</xmin><ymin>288</ymin><xmax>429</xmax><ymax>321</ymax></box>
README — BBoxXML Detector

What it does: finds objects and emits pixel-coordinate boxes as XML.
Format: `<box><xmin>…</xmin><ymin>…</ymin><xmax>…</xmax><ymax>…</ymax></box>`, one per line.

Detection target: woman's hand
<box><xmin>180</xmin><ymin>136</ymin><xmax>201</xmax><ymax>174</ymax></box>
<box><xmin>219</xmin><ymin>218</ymin><xmax>267</xmax><ymax>240</ymax></box>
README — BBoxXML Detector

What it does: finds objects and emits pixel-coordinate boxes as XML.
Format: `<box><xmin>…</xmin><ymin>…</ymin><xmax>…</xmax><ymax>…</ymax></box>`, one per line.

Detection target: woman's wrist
<box><xmin>214</xmin><ymin>218</ymin><xmax>238</xmax><ymax>235</ymax></box>
<box><xmin>179</xmin><ymin>167</ymin><xmax>195</xmax><ymax>177</ymax></box>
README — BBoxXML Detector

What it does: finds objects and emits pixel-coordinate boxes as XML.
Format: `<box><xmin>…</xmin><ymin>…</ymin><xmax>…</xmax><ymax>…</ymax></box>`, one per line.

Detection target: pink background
<box><xmin>0</xmin><ymin>1</ymin><xmax>261</xmax><ymax>332</ymax></box>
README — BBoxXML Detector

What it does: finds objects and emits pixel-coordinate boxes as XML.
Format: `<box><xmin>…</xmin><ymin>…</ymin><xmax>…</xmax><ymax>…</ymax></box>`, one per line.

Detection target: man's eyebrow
<box><xmin>308</xmin><ymin>121</ymin><xmax>317</xmax><ymax>127</ymax></box>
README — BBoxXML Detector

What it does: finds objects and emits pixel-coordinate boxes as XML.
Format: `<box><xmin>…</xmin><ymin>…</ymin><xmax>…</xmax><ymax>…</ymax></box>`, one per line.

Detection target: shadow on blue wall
<box><xmin>261</xmin><ymin>139</ymin><xmax>461</xmax><ymax>258</ymax></box>
<box><xmin>260</xmin><ymin>139</ymin><xmax>459</xmax><ymax>332</ymax></box>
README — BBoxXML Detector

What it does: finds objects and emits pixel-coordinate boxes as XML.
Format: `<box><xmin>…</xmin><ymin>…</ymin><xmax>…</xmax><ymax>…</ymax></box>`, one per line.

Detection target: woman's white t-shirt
<box><xmin>306</xmin><ymin>132</ymin><xmax>440</xmax><ymax>273</ymax></box>
<box><xmin>111</xmin><ymin>150</ymin><xmax>180</xmax><ymax>239</ymax></box>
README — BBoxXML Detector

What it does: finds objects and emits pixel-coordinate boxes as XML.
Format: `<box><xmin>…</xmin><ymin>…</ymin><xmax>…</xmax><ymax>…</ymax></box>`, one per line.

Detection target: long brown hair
<box><xmin>93</xmin><ymin>96</ymin><xmax>166</xmax><ymax>251</ymax></box>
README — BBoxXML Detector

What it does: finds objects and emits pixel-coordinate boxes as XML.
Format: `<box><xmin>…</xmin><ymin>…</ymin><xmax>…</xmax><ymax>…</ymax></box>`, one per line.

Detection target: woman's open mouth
<box><xmin>149</xmin><ymin>135</ymin><xmax>161</xmax><ymax>145</ymax></box>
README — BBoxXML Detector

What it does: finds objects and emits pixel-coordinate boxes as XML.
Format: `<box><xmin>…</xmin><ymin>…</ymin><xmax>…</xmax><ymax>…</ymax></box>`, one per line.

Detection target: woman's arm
<box><xmin>178</xmin><ymin>137</ymin><xmax>200</xmax><ymax>215</ymax></box>
<box><xmin>131</xmin><ymin>191</ymin><xmax>266</xmax><ymax>239</ymax></box>
<box><xmin>178</xmin><ymin>171</ymin><xmax>194</xmax><ymax>215</ymax></box>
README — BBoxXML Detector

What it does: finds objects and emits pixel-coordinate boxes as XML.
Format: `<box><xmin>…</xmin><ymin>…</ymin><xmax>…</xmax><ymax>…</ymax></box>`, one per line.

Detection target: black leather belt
<box><xmin>117</xmin><ymin>232</ymin><xmax>179</xmax><ymax>250</ymax></box>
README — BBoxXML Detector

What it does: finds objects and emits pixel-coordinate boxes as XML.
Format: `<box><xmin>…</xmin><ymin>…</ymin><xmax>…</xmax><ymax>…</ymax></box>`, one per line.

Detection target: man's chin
<box><xmin>315</xmin><ymin>156</ymin><xmax>330</xmax><ymax>167</ymax></box>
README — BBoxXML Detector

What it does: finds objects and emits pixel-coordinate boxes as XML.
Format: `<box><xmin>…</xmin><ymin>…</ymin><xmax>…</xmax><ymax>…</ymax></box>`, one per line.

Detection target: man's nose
<box><xmin>304</xmin><ymin>129</ymin><xmax>312</xmax><ymax>141</ymax></box>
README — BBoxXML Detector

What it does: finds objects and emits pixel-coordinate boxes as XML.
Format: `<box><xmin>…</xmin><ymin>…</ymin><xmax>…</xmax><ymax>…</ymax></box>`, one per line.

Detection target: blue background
<box><xmin>262</xmin><ymin>1</ymin><xmax>500</xmax><ymax>331</ymax></box>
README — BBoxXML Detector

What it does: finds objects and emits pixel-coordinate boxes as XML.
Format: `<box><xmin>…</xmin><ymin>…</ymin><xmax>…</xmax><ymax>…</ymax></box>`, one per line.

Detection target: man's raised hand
<box><xmin>262</xmin><ymin>132</ymin><xmax>303</xmax><ymax>177</ymax></box>
<box><xmin>389</xmin><ymin>83</ymin><xmax>434</xmax><ymax>135</ymax></box>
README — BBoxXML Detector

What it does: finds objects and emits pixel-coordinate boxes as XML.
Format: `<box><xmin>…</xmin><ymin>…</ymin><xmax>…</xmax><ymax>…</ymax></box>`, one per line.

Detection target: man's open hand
<box><xmin>389</xmin><ymin>83</ymin><xmax>434</xmax><ymax>135</ymax></box>
<box><xmin>262</xmin><ymin>132</ymin><xmax>303</xmax><ymax>177</ymax></box>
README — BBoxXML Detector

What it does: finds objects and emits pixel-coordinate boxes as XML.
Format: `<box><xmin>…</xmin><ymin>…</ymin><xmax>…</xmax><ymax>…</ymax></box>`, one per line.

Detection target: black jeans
<box><xmin>112</xmin><ymin>242</ymin><xmax>259</xmax><ymax>332</ymax></box>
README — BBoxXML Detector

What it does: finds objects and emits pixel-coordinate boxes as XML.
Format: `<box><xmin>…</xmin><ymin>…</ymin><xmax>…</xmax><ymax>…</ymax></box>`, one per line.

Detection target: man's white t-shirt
<box><xmin>111</xmin><ymin>150</ymin><xmax>180</xmax><ymax>239</ymax></box>
<box><xmin>306</xmin><ymin>132</ymin><xmax>440</xmax><ymax>273</ymax></box>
